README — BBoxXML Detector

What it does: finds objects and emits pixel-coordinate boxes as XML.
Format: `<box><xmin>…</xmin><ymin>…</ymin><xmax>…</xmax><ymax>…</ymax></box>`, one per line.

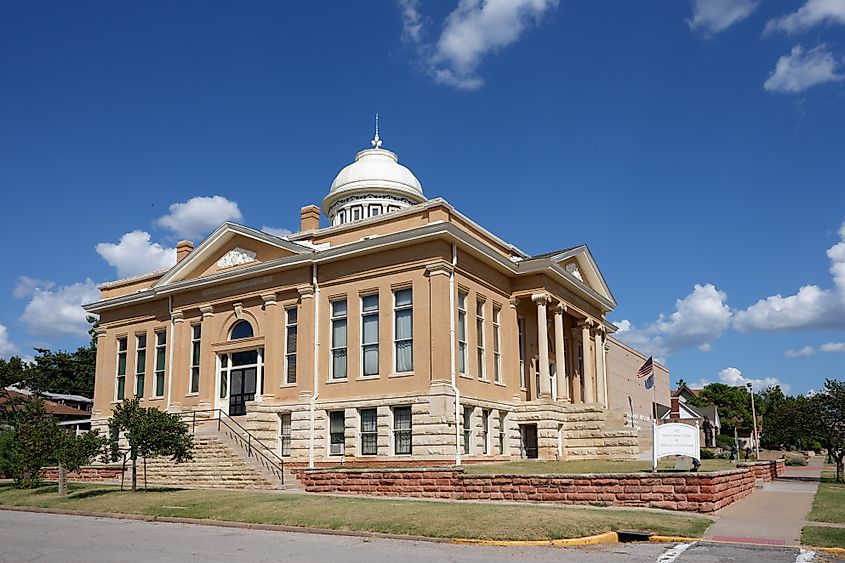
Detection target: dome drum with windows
<box><xmin>323</xmin><ymin>117</ymin><xmax>426</xmax><ymax>226</ymax></box>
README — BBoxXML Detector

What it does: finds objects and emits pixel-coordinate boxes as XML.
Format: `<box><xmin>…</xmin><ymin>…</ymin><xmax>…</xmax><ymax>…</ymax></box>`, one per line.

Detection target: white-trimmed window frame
<box><xmin>392</xmin><ymin>405</ymin><xmax>412</xmax><ymax>455</ymax></box>
<box><xmin>284</xmin><ymin>307</ymin><xmax>297</xmax><ymax>384</ymax></box>
<box><xmin>153</xmin><ymin>330</ymin><xmax>166</xmax><ymax>398</ymax></box>
<box><xmin>351</xmin><ymin>205</ymin><xmax>363</xmax><ymax>221</ymax></box>
<box><xmin>518</xmin><ymin>317</ymin><xmax>526</xmax><ymax>390</ymax></box>
<box><xmin>361</xmin><ymin>293</ymin><xmax>379</xmax><ymax>377</ymax></box>
<box><xmin>476</xmin><ymin>298</ymin><xmax>486</xmax><ymax>379</ymax></box>
<box><xmin>328</xmin><ymin>410</ymin><xmax>345</xmax><ymax>456</ymax></box>
<box><xmin>189</xmin><ymin>324</ymin><xmax>201</xmax><ymax>394</ymax></box>
<box><xmin>330</xmin><ymin>298</ymin><xmax>348</xmax><ymax>380</ymax></box>
<box><xmin>135</xmin><ymin>333</ymin><xmax>146</xmax><ymax>399</ymax></box>
<box><xmin>115</xmin><ymin>336</ymin><xmax>128</xmax><ymax>401</ymax></box>
<box><xmin>458</xmin><ymin>290</ymin><xmax>468</xmax><ymax>374</ymax></box>
<box><xmin>492</xmin><ymin>305</ymin><xmax>502</xmax><ymax>383</ymax></box>
<box><xmin>279</xmin><ymin>412</ymin><xmax>292</xmax><ymax>457</ymax></box>
<box><xmin>481</xmin><ymin>408</ymin><xmax>491</xmax><ymax>455</ymax></box>
<box><xmin>359</xmin><ymin>408</ymin><xmax>378</xmax><ymax>455</ymax></box>
<box><xmin>393</xmin><ymin>287</ymin><xmax>413</xmax><ymax>373</ymax></box>
<box><xmin>368</xmin><ymin>204</ymin><xmax>382</xmax><ymax>217</ymax></box>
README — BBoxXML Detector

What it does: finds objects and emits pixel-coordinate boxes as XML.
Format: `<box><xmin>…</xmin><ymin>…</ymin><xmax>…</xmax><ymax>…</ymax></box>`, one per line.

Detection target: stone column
<box><xmin>199</xmin><ymin>306</ymin><xmax>214</xmax><ymax>407</ymax></box>
<box><xmin>594</xmin><ymin>326</ymin><xmax>605</xmax><ymax>408</ymax></box>
<box><xmin>261</xmin><ymin>292</ymin><xmax>279</xmax><ymax>398</ymax></box>
<box><xmin>425</xmin><ymin>261</ymin><xmax>454</xmax><ymax>385</ymax></box>
<box><xmin>569</xmin><ymin>328</ymin><xmax>582</xmax><ymax>403</ymax></box>
<box><xmin>580</xmin><ymin>320</ymin><xmax>594</xmax><ymax>403</ymax></box>
<box><xmin>532</xmin><ymin>293</ymin><xmax>552</xmax><ymax>399</ymax></box>
<box><xmin>296</xmin><ymin>286</ymin><xmax>315</xmax><ymax>399</ymax></box>
<box><xmin>553</xmin><ymin>303</ymin><xmax>569</xmax><ymax>403</ymax></box>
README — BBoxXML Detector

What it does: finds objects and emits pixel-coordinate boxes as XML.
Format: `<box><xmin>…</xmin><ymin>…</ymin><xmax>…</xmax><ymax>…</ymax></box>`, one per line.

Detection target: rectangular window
<box><xmin>329</xmin><ymin>411</ymin><xmax>345</xmax><ymax>455</ymax></box>
<box><xmin>279</xmin><ymin>413</ymin><xmax>292</xmax><ymax>457</ymax></box>
<box><xmin>285</xmin><ymin>308</ymin><xmax>297</xmax><ymax>384</ymax></box>
<box><xmin>331</xmin><ymin>299</ymin><xmax>348</xmax><ymax>379</ymax></box>
<box><xmin>135</xmin><ymin>334</ymin><xmax>146</xmax><ymax>398</ymax></box>
<box><xmin>360</xmin><ymin>408</ymin><xmax>377</xmax><ymax>455</ymax></box>
<box><xmin>463</xmin><ymin>406</ymin><xmax>473</xmax><ymax>454</ymax></box>
<box><xmin>154</xmin><ymin>330</ymin><xmax>166</xmax><ymax>397</ymax></box>
<box><xmin>518</xmin><ymin>317</ymin><xmax>526</xmax><ymax>389</ymax></box>
<box><xmin>476</xmin><ymin>299</ymin><xmax>486</xmax><ymax>378</ymax></box>
<box><xmin>351</xmin><ymin>205</ymin><xmax>363</xmax><ymax>221</ymax></box>
<box><xmin>482</xmin><ymin>409</ymin><xmax>490</xmax><ymax>455</ymax></box>
<box><xmin>393</xmin><ymin>406</ymin><xmax>412</xmax><ymax>455</ymax></box>
<box><xmin>116</xmin><ymin>337</ymin><xmax>127</xmax><ymax>401</ymax></box>
<box><xmin>190</xmin><ymin>325</ymin><xmax>201</xmax><ymax>394</ymax></box>
<box><xmin>394</xmin><ymin>288</ymin><xmax>413</xmax><ymax>373</ymax></box>
<box><xmin>361</xmin><ymin>294</ymin><xmax>379</xmax><ymax>376</ymax></box>
<box><xmin>458</xmin><ymin>291</ymin><xmax>468</xmax><ymax>374</ymax></box>
<box><xmin>386</xmin><ymin>205</ymin><xmax>400</xmax><ymax>213</ymax></box>
<box><xmin>368</xmin><ymin>204</ymin><xmax>382</xmax><ymax>217</ymax></box>
<box><xmin>499</xmin><ymin>412</ymin><xmax>507</xmax><ymax>455</ymax></box>
<box><xmin>493</xmin><ymin>305</ymin><xmax>502</xmax><ymax>383</ymax></box>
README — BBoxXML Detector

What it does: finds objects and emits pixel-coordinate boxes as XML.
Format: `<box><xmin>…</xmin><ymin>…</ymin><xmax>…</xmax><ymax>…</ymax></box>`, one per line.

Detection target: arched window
<box><xmin>230</xmin><ymin>320</ymin><xmax>254</xmax><ymax>340</ymax></box>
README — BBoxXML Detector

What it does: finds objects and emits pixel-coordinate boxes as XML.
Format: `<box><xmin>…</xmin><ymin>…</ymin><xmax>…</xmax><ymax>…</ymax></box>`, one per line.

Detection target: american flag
<box><xmin>636</xmin><ymin>356</ymin><xmax>654</xmax><ymax>379</ymax></box>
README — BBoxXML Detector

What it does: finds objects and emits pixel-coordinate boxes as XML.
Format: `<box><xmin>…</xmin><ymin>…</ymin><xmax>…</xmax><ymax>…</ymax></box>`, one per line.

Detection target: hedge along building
<box><xmin>84</xmin><ymin>128</ymin><xmax>668</xmax><ymax>467</ymax></box>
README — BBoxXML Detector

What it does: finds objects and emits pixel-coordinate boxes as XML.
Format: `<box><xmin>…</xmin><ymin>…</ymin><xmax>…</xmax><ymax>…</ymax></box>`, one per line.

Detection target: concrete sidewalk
<box><xmin>703</xmin><ymin>456</ymin><xmax>824</xmax><ymax>545</ymax></box>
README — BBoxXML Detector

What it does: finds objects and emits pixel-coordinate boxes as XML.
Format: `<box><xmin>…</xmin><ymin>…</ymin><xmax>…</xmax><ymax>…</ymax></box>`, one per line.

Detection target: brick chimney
<box><xmin>670</xmin><ymin>397</ymin><xmax>681</xmax><ymax>420</ymax></box>
<box><xmin>176</xmin><ymin>240</ymin><xmax>194</xmax><ymax>263</ymax></box>
<box><xmin>300</xmin><ymin>205</ymin><xmax>321</xmax><ymax>232</ymax></box>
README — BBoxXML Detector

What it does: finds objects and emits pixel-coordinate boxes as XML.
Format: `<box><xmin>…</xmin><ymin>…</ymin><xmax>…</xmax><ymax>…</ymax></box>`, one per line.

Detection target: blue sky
<box><xmin>1</xmin><ymin>1</ymin><xmax>844</xmax><ymax>394</ymax></box>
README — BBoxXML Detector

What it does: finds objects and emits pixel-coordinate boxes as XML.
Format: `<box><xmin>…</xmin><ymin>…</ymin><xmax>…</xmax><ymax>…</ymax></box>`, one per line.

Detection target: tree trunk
<box><xmin>131</xmin><ymin>450</ymin><xmax>137</xmax><ymax>492</ymax></box>
<box><xmin>57</xmin><ymin>463</ymin><xmax>67</xmax><ymax>496</ymax></box>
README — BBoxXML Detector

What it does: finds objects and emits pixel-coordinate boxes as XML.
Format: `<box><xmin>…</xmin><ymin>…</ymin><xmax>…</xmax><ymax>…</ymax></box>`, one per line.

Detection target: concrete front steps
<box><xmin>139</xmin><ymin>434</ymin><xmax>299</xmax><ymax>490</ymax></box>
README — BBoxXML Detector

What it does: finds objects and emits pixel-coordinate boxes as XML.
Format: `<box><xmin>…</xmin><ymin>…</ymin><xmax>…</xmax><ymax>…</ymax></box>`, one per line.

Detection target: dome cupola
<box><xmin>323</xmin><ymin>117</ymin><xmax>426</xmax><ymax>226</ymax></box>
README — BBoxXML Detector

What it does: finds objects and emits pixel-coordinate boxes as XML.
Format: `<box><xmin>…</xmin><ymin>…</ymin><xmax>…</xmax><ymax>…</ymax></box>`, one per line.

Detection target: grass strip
<box><xmin>464</xmin><ymin>459</ymin><xmax>738</xmax><ymax>475</ymax></box>
<box><xmin>807</xmin><ymin>471</ymin><xmax>845</xmax><ymax>524</ymax></box>
<box><xmin>801</xmin><ymin>525</ymin><xmax>845</xmax><ymax>548</ymax></box>
<box><xmin>0</xmin><ymin>482</ymin><xmax>711</xmax><ymax>541</ymax></box>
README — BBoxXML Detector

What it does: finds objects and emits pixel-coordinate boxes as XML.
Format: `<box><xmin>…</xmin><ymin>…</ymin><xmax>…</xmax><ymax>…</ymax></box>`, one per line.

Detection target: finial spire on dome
<box><xmin>371</xmin><ymin>113</ymin><xmax>382</xmax><ymax>149</ymax></box>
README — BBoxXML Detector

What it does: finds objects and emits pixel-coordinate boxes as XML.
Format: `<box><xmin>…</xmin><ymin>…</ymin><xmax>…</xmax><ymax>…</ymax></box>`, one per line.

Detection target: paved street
<box><xmin>0</xmin><ymin>510</ymin><xmax>830</xmax><ymax>563</ymax></box>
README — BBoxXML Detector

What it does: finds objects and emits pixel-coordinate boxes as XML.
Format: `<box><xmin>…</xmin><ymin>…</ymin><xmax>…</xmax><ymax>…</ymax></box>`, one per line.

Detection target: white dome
<box><xmin>322</xmin><ymin>140</ymin><xmax>427</xmax><ymax>223</ymax></box>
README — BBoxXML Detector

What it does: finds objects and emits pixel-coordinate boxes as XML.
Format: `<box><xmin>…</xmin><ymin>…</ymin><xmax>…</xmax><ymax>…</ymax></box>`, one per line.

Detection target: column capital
<box><xmin>424</xmin><ymin>261</ymin><xmax>454</xmax><ymax>278</ymax></box>
<box><xmin>578</xmin><ymin>318</ymin><xmax>595</xmax><ymax>328</ymax></box>
<box><xmin>554</xmin><ymin>302</ymin><xmax>568</xmax><ymax>314</ymax></box>
<box><xmin>509</xmin><ymin>297</ymin><xmax>520</xmax><ymax>309</ymax></box>
<box><xmin>200</xmin><ymin>305</ymin><xmax>214</xmax><ymax>319</ymax></box>
<box><xmin>261</xmin><ymin>292</ymin><xmax>277</xmax><ymax>307</ymax></box>
<box><xmin>94</xmin><ymin>327</ymin><xmax>107</xmax><ymax>339</ymax></box>
<box><xmin>531</xmin><ymin>292</ymin><xmax>551</xmax><ymax>304</ymax></box>
<box><xmin>171</xmin><ymin>311</ymin><xmax>184</xmax><ymax>324</ymax></box>
<box><xmin>297</xmin><ymin>285</ymin><xmax>315</xmax><ymax>299</ymax></box>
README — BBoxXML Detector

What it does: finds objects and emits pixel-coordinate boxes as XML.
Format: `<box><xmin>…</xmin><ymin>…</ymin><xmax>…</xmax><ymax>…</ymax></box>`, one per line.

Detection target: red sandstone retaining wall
<box><xmin>41</xmin><ymin>466</ymin><xmax>124</xmax><ymax>483</ymax></box>
<box><xmin>739</xmin><ymin>460</ymin><xmax>785</xmax><ymax>483</ymax></box>
<box><xmin>297</xmin><ymin>461</ymin><xmax>784</xmax><ymax>513</ymax></box>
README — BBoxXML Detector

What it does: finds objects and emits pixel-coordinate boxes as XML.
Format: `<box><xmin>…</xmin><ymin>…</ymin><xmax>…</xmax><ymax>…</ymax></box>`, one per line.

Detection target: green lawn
<box><xmin>0</xmin><ymin>482</ymin><xmax>711</xmax><ymax>541</ymax></box>
<box><xmin>801</xmin><ymin>526</ymin><xmax>845</xmax><ymax>549</ymax></box>
<box><xmin>807</xmin><ymin>472</ymin><xmax>845</xmax><ymax>524</ymax></box>
<box><xmin>464</xmin><ymin>459</ymin><xmax>738</xmax><ymax>475</ymax></box>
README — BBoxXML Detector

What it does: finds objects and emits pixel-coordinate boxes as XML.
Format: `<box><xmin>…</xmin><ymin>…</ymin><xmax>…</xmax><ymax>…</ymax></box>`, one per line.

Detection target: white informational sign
<box><xmin>652</xmin><ymin>422</ymin><xmax>700</xmax><ymax>470</ymax></box>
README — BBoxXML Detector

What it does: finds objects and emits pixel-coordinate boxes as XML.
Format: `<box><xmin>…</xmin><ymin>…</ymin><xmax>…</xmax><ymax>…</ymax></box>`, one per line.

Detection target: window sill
<box><xmin>458</xmin><ymin>374</ymin><xmax>473</xmax><ymax>380</ymax></box>
<box><xmin>279</xmin><ymin>382</ymin><xmax>298</xmax><ymax>388</ymax></box>
<box><xmin>326</xmin><ymin>378</ymin><xmax>348</xmax><ymax>384</ymax></box>
<box><xmin>478</xmin><ymin>377</ymin><xmax>490</xmax><ymax>383</ymax></box>
<box><xmin>357</xmin><ymin>375</ymin><xmax>380</xmax><ymax>381</ymax></box>
<box><xmin>388</xmin><ymin>372</ymin><xmax>413</xmax><ymax>379</ymax></box>
<box><xmin>184</xmin><ymin>393</ymin><xmax>199</xmax><ymax>397</ymax></box>
<box><xmin>148</xmin><ymin>397</ymin><xmax>165</xmax><ymax>402</ymax></box>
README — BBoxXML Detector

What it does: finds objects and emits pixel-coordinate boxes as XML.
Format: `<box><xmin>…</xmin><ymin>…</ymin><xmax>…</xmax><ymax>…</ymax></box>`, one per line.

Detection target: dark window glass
<box><xmin>360</xmin><ymin>408</ymin><xmax>377</xmax><ymax>455</ymax></box>
<box><xmin>394</xmin><ymin>407</ymin><xmax>412</xmax><ymax>455</ymax></box>
<box><xmin>230</xmin><ymin>320</ymin><xmax>254</xmax><ymax>340</ymax></box>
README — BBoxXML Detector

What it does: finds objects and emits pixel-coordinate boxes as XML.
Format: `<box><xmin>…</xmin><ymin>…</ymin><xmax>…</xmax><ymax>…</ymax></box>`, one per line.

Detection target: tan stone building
<box><xmin>85</xmin><ymin>131</ymin><xmax>669</xmax><ymax>466</ymax></box>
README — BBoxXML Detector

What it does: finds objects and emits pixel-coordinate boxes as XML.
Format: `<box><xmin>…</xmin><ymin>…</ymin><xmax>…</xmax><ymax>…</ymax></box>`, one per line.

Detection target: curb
<box><xmin>651</xmin><ymin>534</ymin><xmax>845</xmax><ymax>556</ymax></box>
<box><xmin>453</xmin><ymin>531</ymin><xmax>619</xmax><ymax>547</ymax></box>
<box><xmin>649</xmin><ymin>535</ymin><xmax>702</xmax><ymax>543</ymax></box>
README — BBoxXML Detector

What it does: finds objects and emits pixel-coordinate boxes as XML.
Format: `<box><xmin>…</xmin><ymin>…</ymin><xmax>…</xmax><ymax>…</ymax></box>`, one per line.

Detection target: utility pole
<box><xmin>746</xmin><ymin>382</ymin><xmax>760</xmax><ymax>459</ymax></box>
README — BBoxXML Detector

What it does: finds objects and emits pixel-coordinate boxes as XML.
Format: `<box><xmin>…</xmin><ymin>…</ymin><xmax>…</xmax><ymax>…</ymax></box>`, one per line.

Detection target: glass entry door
<box><xmin>218</xmin><ymin>349</ymin><xmax>262</xmax><ymax>416</ymax></box>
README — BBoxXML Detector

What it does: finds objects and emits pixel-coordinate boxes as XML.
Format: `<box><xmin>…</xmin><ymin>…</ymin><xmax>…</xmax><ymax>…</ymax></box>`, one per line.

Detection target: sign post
<box><xmin>653</xmin><ymin>422</ymin><xmax>700</xmax><ymax>472</ymax></box>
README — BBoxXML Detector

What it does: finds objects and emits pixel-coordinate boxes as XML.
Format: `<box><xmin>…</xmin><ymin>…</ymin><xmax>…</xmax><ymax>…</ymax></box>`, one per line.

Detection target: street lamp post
<box><xmin>746</xmin><ymin>382</ymin><xmax>760</xmax><ymax>459</ymax></box>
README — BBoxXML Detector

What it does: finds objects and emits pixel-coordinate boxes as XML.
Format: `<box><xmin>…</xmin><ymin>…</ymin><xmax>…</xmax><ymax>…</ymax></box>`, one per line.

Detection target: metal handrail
<box><xmin>174</xmin><ymin>408</ymin><xmax>285</xmax><ymax>485</ymax></box>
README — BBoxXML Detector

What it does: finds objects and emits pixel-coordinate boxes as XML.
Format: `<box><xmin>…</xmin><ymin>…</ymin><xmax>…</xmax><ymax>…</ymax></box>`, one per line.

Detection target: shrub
<box><xmin>716</xmin><ymin>434</ymin><xmax>735</xmax><ymax>449</ymax></box>
<box><xmin>785</xmin><ymin>456</ymin><xmax>808</xmax><ymax>466</ymax></box>
<box><xmin>700</xmin><ymin>448</ymin><xmax>717</xmax><ymax>459</ymax></box>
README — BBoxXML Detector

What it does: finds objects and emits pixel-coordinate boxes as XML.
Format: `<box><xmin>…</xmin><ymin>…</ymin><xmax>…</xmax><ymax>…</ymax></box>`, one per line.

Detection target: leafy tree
<box><xmin>759</xmin><ymin>394</ymin><xmax>821</xmax><ymax>451</ymax></box>
<box><xmin>817</xmin><ymin>379</ymin><xmax>845</xmax><ymax>484</ymax></box>
<box><xmin>54</xmin><ymin>429</ymin><xmax>108</xmax><ymax>495</ymax></box>
<box><xmin>689</xmin><ymin>383</ymin><xmax>753</xmax><ymax>431</ymax></box>
<box><xmin>4</xmin><ymin>399</ymin><xmax>57</xmax><ymax>488</ymax></box>
<box><xmin>27</xmin><ymin>346</ymin><xmax>96</xmax><ymax>397</ymax></box>
<box><xmin>108</xmin><ymin>399</ymin><xmax>193</xmax><ymax>492</ymax></box>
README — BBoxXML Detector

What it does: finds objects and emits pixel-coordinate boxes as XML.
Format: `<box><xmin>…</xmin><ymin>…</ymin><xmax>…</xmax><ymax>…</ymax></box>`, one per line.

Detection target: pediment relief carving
<box><xmin>217</xmin><ymin>247</ymin><xmax>257</xmax><ymax>270</ymax></box>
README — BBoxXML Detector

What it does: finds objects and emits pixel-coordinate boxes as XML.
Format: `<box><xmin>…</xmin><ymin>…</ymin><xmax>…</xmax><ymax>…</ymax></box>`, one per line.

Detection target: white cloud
<box><xmin>399</xmin><ymin>0</ymin><xmax>558</xmax><ymax>90</ymax></box>
<box><xmin>735</xmin><ymin>219</ymin><xmax>845</xmax><ymax>330</ymax></box>
<box><xmin>95</xmin><ymin>231</ymin><xmax>177</xmax><ymax>279</ymax></box>
<box><xmin>785</xmin><ymin>345</ymin><xmax>816</xmax><ymax>357</ymax></box>
<box><xmin>156</xmin><ymin>195</ymin><xmax>243</xmax><ymax>241</ymax></box>
<box><xmin>765</xmin><ymin>0</ymin><xmax>845</xmax><ymax>35</ymax></box>
<box><xmin>261</xmin><ymin>226</ymin><xmax>293</xmax><ymax>238</ymax></box>
<box><xmin>614</xmin><ymin>284</ymin><xmax>732</xmax><ymax>358</ymax></box>
<box><xmin>821</xmin><ymin>342</ymin><xmax>845</xmax><ymax>352</ymax></box>
<box><xmin>715</xmin><ymin>366</ymin><xmax>788</xmax><ymax>392</ymax></box>
<box><xmin>13</xmin><ymin>276</ymin><xmax>54</xmax><ymax>299</ymax></box>
<box><xmin>687</xmin><ymin>0</ymin><xmax>759</xmax><ymax>35</ymax></box>
<box><xmin>20</xmin><ymin>279</ymin><xmax>99</xmax><ymax>338</ymax></box>
<box><xmin>763</xmin><ymin>44</ymin><xmax>844</xmax><ymax>93</ymax></box>
<box><xmin>0</xmin><ymin>323</ymin><xmax>20</xmax><ymax>359</ymax></box>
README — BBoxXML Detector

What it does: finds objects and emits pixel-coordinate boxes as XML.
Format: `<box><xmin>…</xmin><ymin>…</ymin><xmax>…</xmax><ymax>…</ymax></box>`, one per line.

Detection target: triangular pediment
<box><xmin>153</xmin><ymin>223</ymin><xmax>312</xmax><ymax>287</ymax></box>
<box><xmin>551</xmin><ymin>247</ymin><xmax>616</xmax><ymax>308</ymax></box>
